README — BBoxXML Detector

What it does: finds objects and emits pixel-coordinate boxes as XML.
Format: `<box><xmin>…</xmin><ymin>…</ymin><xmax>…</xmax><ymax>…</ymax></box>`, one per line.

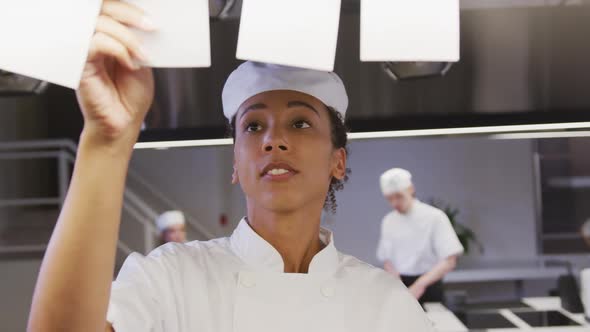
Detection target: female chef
<box><xmin>28</xmin><ymin>1</ymin><xmax>434</xmax><ymax>331</ymax></box>
<box><xmin>377</xmin><ymin>168</ymin><xmax>464</xmax><ymax>305</ymax></box>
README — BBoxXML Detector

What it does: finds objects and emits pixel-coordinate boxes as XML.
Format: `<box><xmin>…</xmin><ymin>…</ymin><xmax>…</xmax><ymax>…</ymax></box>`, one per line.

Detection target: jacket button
<box><xmin>321</xmin><ymin>286</ymin><xmax>335</xmax><ymax>298</ymax></box>
<box><xmin>240</xmin><ymin>275</ymin><xmax>256</xmax><ymax>288</ymax></box>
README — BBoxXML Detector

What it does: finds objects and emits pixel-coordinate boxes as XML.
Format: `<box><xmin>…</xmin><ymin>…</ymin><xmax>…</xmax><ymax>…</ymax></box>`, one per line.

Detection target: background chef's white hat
<box><xmin>156</xmin><ymin>210</ymin><xmax>185</xmax><ymax>231</ymax></box>
<box><xmin>221</xmin><ymin>61</ymin><xmax>348</xmax><ymax>121</ymax></box>
<box><xmin>380</xmin><ymin>168</ymin><xmax>413</xmax><ymax>196</ymax></box>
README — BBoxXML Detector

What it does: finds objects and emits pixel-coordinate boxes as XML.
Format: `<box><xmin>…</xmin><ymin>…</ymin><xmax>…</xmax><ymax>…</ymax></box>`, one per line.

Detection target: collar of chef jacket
<box><xmin>229</xmin><ymin>218</ymin><xmax>339</xmax><ymax>275</ymax></box>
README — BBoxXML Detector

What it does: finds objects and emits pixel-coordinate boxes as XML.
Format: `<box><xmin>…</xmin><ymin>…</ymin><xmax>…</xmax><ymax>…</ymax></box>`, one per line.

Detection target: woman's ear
<box><xmin>331</xmin><ymin>148</ymin><xmax>347</xmax><ymax>180</ymax></box>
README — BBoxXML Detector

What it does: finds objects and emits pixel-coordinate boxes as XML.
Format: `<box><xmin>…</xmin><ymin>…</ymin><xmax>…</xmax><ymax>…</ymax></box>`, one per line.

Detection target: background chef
<box><xmin>376</xmin><ymin>167</ymin><xmax>464</xmax><ymax>304</ymax></box>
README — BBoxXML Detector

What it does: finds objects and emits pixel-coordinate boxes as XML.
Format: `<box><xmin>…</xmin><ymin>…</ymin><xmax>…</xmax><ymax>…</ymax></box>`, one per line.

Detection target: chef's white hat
<box><xmin>221</xmin><ymin>61</ymin><xmax>348</xmax><ymax>121</ymax></box>
<box><xmin>156</xmin><ymin>210</ymin><xmax>185</xmax><ymax>231</ymax></box>
<box><xmin>380</xmin><ymin>168</ymin><xmax>413</xmax><ymax>196</ymax></box>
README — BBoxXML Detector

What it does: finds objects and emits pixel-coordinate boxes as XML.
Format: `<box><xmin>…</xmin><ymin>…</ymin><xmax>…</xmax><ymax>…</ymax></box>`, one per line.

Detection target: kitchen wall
<box><xmin>331</xmin><ymin>137</ymin><xmax>537</xmax><ymax>265</ymax></box>
<box><xmin>128</xmin><ymin>136</ymin><xmax>538</xmax><ymax>265</ymax></box>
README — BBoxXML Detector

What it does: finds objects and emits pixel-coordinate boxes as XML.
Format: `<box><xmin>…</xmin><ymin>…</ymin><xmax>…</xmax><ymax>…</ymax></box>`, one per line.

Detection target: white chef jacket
<box><xmin>107</xmin><ymin>218</ymin><xmax>434</xmax><ymax>332</ymax></box>
<box><xmin>376</xmin><ymin>200</ymin><xmax>464</xmax><ymax>276</ymax></box>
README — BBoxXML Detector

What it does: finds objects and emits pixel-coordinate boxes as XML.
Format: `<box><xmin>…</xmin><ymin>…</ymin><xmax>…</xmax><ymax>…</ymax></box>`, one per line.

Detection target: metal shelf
<box><xmin>0</xmin><ymin>245</ymin><xmax>46</xmax><ymax>254</ymax></box>
<box><xmin>547</xmin><ymin>176</ymin><xmax>590</xmax><ymax>189</ymax></box>
<box><xmin>0</xmin><ymin>197</ymin><xmax>61</xmax><ymax>208</ymax></box>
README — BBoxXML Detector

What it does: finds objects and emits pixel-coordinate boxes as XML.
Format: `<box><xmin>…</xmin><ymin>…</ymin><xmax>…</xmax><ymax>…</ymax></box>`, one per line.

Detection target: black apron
<box><xmin>400</xmin><ymin>275</ymin><xmax>444</xmax><ymax>306</ymax></box>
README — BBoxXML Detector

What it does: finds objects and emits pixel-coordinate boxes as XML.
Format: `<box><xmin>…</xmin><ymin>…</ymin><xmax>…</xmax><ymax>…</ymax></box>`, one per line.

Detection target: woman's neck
<box><xmin>246</xmin><ymin>204</ymin><xmax>325</xmax><ymax>273</ymax></box>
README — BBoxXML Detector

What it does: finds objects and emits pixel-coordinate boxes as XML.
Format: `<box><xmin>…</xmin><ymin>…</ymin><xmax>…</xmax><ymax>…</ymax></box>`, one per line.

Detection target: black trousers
<box><xmin>400</xmin><ymin>275</ymin><xmax>444</xmax><ymax>305</ymax></box>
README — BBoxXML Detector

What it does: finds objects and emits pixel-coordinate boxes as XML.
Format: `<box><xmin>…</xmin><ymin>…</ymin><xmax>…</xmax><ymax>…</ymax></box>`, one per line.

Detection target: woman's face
<box><xmin>232</xmin><ymin>90</ymin><xmax>346</xmax><ymax>214</ymax></box>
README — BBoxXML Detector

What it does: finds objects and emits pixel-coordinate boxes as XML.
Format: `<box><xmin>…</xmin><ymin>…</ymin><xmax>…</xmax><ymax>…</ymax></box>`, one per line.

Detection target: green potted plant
<box><xmin>429</xmin><ymin>199</ymin><xmax>484</xmax><ymax>255</ymax></box>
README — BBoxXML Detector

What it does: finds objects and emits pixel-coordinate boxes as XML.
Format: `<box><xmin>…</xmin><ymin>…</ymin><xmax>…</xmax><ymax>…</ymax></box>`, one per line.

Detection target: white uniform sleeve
<box><xmin>376</xmin><ymin>216</ymin><xmax>392</xmax><ymax>262</ymax></box>
<box><xmin>107</xmin><ymin>252</ymin><xmax>167</xmax><ymax>332</ymax></box>
<box><xmin>432</xmin><ymin>212</ymin><xmax>464</xmax><ymax>261</ymax></box>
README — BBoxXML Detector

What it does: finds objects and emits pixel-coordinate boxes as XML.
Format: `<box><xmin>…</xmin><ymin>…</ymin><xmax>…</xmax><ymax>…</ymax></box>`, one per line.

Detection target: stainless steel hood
<box><xmin>3</xmin><ymin>0</ymin><xmax>588</xmax><ymax>140</ymax></box>
<box><xmin>141</xmin><ymin>3</ymin><xmax>590</xmax><ymax>140</ymax></box>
